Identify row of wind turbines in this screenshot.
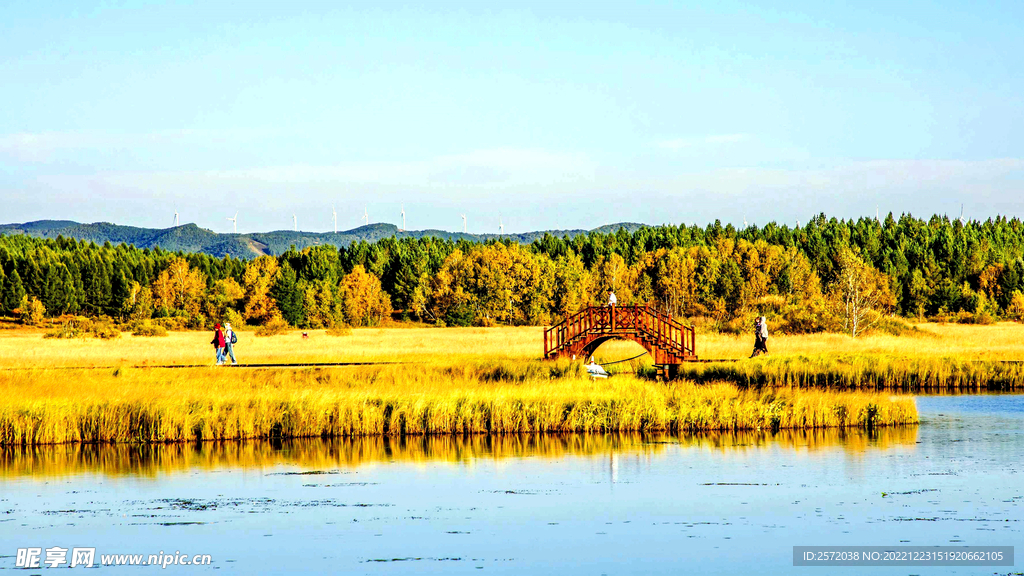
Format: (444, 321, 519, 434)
(172, 207, 507, 235)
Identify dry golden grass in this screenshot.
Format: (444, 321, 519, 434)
(683, 323, 1024, 390)
(0, 362, 916, 445)
(0, 325, 939, 445)
(696, 322, 1024, 361)
(2, 322, 1021, 369)
(0, 325, 542, 368)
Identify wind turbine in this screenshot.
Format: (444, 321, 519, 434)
(743, 216, 748, 228)
(173, 209, 179, 227)
(363, 207, 369, 226)
(461, 214, 467, 234)
(959, 204, 966, 225)
(332, 205, 337, 233)
(226, 212, 238, 234)
(400, 205, 406, 231)
(499, 215, 504, 235)
(293, 214, 297, 232)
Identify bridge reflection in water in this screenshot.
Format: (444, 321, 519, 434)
(1, 427, 918, 479)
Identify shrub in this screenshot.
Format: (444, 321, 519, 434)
(20, 296, 46, 326)
(872, 315, 918, 336)
(255, 316, 289, 337)
(44, 321, 81, 339)
(91, 318, 121, 339)
(224, 309, 245, 330)
(153, 316, 190, 331)
(325, 325, 352, 336)
(43, 316, 120, 339)
(133, 324, 169, 337)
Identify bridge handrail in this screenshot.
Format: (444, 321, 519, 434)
(544, 305, 695, 360)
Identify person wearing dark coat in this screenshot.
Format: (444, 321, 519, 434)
(750, 316, 769, 358)
(211, 324, 227, 365)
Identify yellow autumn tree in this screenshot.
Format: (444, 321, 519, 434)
(338, 265, 392, 327)
(425, 250, 475, 325)
(205, 277, 245, 320)
(656, 247, 697, 317)
(152, 258, 207, 316)
(242, 256, 280, 324)
(301, 280, 338, 329)
(552, 252, 592, 320)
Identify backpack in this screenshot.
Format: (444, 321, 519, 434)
(230, 331, 238, 345)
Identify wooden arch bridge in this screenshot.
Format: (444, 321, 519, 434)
(544, 305, 697, 378)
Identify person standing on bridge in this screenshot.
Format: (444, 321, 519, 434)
(607, 291, 618, 307)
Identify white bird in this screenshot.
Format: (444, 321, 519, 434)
(173, 210, 179, 227)
(363, 207, 369, 226)
(332, 205, 337, 233)
(461, 214, 467, 234)
(293, 214, 297, 232)
(226, 212, 238, 234)
(401, 205, 406, 231)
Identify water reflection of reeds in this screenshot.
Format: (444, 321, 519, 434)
(0, 426, 918, 479)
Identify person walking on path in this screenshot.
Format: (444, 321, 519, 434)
(607, 291, 618, 307)
(211, 323, 226, 365)
(750, 316, 769, 358)
(224, 322, 238, 365)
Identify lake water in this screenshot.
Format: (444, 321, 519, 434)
(2, 395, 1021, 575)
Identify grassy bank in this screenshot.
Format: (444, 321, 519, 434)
(678, 355, 1024, 390)
(0, 362, 917, 445)
(3, 322, 1024, 390)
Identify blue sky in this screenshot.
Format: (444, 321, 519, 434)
(1, 1, 1022, 233)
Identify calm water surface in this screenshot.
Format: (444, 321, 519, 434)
(1, 395, 1021, 575)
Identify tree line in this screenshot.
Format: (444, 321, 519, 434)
(3, 213, 1024, 334)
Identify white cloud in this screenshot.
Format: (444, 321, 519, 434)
(659, 158, 1024, 196)
(0, 129, 278, 163)
(30, 148, 597, 199)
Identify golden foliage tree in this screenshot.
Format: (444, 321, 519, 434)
(206, 277, 245, 320)
(552, 253, 592, 320)
(242, 256, 280, 324)
(301, 280, 338, 329)
(829, 249, 896, 337)
(152, 258, 206, 316)
(338, 265, 393, 327)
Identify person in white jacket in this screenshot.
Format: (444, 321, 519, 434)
(750, 316, 769, 357)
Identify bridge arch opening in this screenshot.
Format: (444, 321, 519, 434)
(585, 337, 653, 373)
(583, 337, 651, 363)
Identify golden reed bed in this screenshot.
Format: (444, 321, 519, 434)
(2, 324, 980, 445)
(0, 361, 916, 445)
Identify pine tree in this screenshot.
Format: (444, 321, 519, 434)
(269, 262, 304, 326)
(2, 269, 26, 314)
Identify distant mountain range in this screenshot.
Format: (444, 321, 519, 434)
(0, 220, 648, 259)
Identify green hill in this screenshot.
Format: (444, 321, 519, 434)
(0, 220, 647, 258)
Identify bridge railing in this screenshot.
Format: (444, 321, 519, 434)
(543, 305, 696, 361)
